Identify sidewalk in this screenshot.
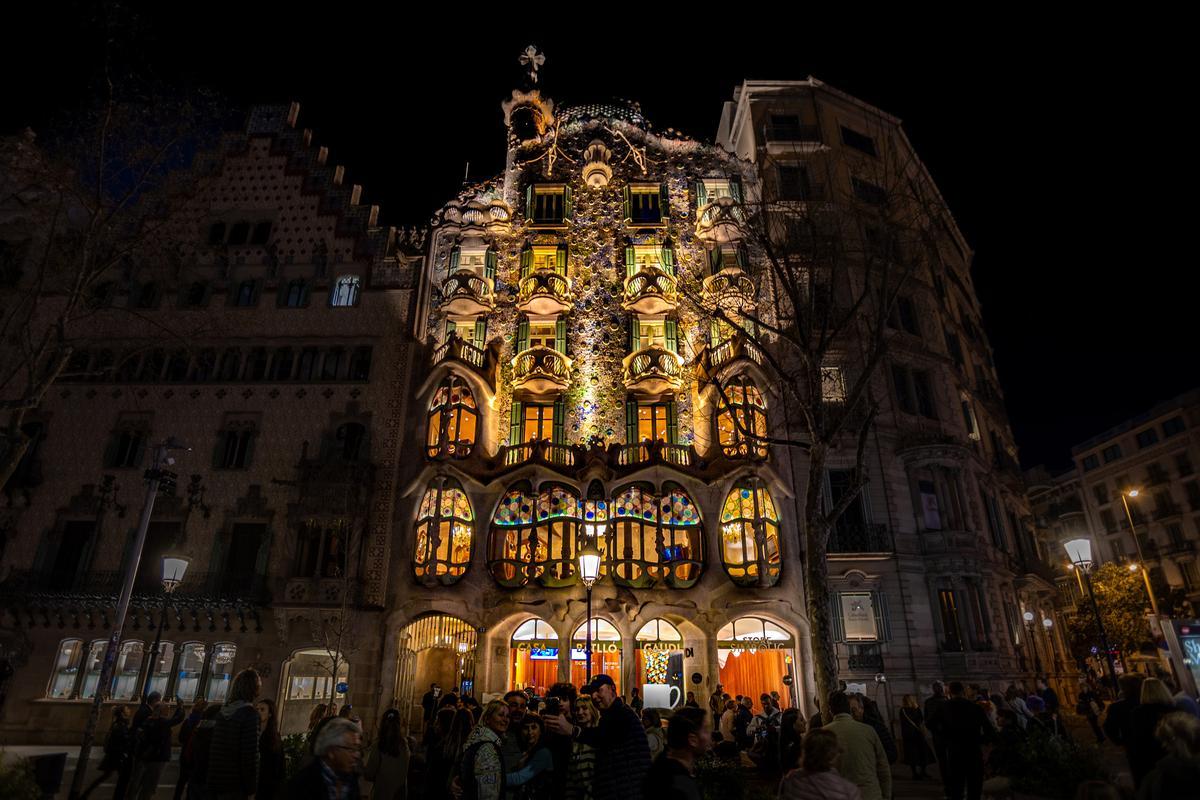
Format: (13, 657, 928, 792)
(0, 745, 181, 799)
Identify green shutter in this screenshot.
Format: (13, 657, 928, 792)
(552, 399, 565, 444)
(659, 183, 670, 221)
(445, 320, 457, 339)
(473, 319, 487, 348)
(554, 319, 566, 353)
(622, 186, 632, 222)
(629, 317, 640, 351)
(830, 593, 846, 643)
(509, 401, 523, 445)
(520, 244, 533, 279)
(660, 240, 675, 276)
(625, 399, 638, 444)
(555, 243, 567, 275)
(665, 320, 678, 354)
(484, 248, 497, 282)
(711, 247, 723, 273)
(449, 245, 461, 272)
(730, 178, 744, 205)
(625, 244, 637, 279)
(516, 319, 529, 352)
(694, 180, 707, 209)
(666, 401, 678, 445)
(710, 320, 721, 347)
(525, 185, 533, 219)
(563, 186, 573, 221)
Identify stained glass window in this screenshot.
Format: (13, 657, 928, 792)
(413, 478, 474, 584)
(426, 376, 477, 458)
(716, 376, 768, 458)
(610, 483, 703, 589)
(489, 483, 581, 588)
(720, 479, 781, 587)
(329, 275, 361, 307)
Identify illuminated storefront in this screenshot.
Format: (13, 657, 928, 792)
(279, 648, 350, 735)
(717, 617, 797, 711)
(570, 619, 621, 693)
(634, 619, 684, 708)
(509, 618, 559, 693)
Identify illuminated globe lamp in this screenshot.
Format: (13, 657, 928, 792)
(1064, 538, 1120, 694)
(578, 539, 602, 682)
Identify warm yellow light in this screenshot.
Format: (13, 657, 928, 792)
(1128, 563, 1140, 572)
(1127, 489, 1139, 498)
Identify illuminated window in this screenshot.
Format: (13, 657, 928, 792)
(426, 376, 477, 458)
(531, 246, 559, 273)
(716, 377, 768, 459)
(205, 643, 237, 702)
(413, 478, 474, 584)
(79, 641, 106, 699)
(720, 479, 782, 587)
(329, 275, 361, 307)
(611, 483, 703, 589)
(522, 404, 555, 443)
(489, 483, 581, 588)
(637, 319, 667, 350)
(624, 184, 667, 225)
(528, 321, 557, 350)
(145, 642, 176, 698)
(570, 618, 622, 692)
(175, 643, 206, 702)
(47, 639, 84, 699)
(111, 641, 145, 700)
(638, 404, 671, 443)
(510, 618, 559, 692)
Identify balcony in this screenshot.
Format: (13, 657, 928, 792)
(1162, 540, 1196, 557)
(622, 345, 683, 400)
(621, 267, 678, 315)
(827, 523, 893, 555)
(612, 440, 696, 469)
(846, 643, 884, 672)
(696, 330, 762, 382)
(516, 270, 573, 316)
(432, 333, 492, 383)
(439, 270, 495, 316)
(512, 346, 572, 399)
(701, 270, 756, 314)
(695, 197, 744, 243)
(1153, 502, 1183, 521)
(498, 440, 580, 469)
(762, 125, 824, 156)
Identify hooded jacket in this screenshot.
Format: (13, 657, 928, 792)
(206, 700, 260, 796)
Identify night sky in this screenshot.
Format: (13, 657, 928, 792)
(6, 8, 1191, 472)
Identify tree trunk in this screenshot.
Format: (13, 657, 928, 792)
(803, 445, 839, 719)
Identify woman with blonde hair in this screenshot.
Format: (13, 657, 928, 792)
(565, 695, 599, 800)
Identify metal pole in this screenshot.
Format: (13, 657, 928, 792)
(139, 595, 168, 702)
(1082, 567, 1121, 696)
(1027, 622, 1042, 674)
(585, 584, 593, 682)
(68, 442, 167, 800)
(1120, 493, 1162, 618)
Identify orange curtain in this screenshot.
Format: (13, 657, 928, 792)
(511, 650, 558, 693)
(570, 652, 621, 694)
(718, 650, 788, 713)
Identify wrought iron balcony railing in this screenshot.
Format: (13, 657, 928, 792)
(621, 267, 678, 315)
(762, 124, 823, 144)
(433, 333, 488, 372)
(499, 440, 579, 468)
(439, 269, 495, 316)
(622, 345, 683, 398)
(516, 270, 572, 316)
(847, 643, 884, 672)
(827, 523, 894, 555)
(612, 440, 696, 468)
(511, 346, 572, 398)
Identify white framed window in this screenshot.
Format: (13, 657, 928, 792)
(329, 275, 361, 308)
(111, 641, 145, 701)
(175, 643, 206, 702)
(205, 643, 237, 702)
(48, 639, 84, 699)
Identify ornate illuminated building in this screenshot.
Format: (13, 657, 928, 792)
(0, 52, 1069, 745)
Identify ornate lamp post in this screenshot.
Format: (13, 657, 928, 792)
(578, 540, 601, 681)
(1042, 616, 1055, 673)
(1064, 538, 1120, 695)
(1120, 489, 1163, 620)
(1022, 611, 1043, 673)
(141, 556, 189, 701)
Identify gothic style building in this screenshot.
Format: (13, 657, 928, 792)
(0, 55, 1067, 743)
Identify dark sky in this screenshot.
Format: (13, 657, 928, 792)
(6, 8, 1192, 472)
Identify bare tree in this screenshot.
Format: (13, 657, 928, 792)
(684, 119, 961, 708)
(307, 518, 366, 717)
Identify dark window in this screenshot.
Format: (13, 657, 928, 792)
(1176, 453, 1193, 477)
(246, 348, 269, 381)
(851, 177, 888, 206)
(777, 166, 812, 201)
(234, 280, 257, 307)
(48, 521, 95, 590)
(1167, 523, 1185, 545)
(1082, 454, 1100, 472)
(321, 348, 344, 381)
(628, 187, 662, 224)
(531, 190, 564, 224)
(296, 348, 319, 381)
(945, 331, 964, 367)
(227, 221, 250, 246)
(1102, 444, 1122, 463)
(828, 469, 868, 541)
(184, 281, 208, 308)
(217, 349, 241, 382)
(207, 222, 226, 245)
(88, 282, 115, 308)
(4, 421, 45, 490)
(1136, 428, 1160, 449)
(892, 364, 916, 415)
(270, 348, 294, 381)
(982, 492, 1006, 551)
(770, 113, 801, 130)
(91, 350, 114, 382)
(284, 280, 308, 308)
(889, 297, 920, 336)
(336, 423, 366, 461)
(1148, 463, 1169, 485)
(1099, 509, 1117, 533)
(1163, 416, 1186, 438)
(1184, 481, 1200, 509)
(249, 221, 272, 245)
(840, 126, 877, 157)
(220, 523, 266, 591)
(165, 351, 189, 382)
(189, 349, 215, 382)
(133, 282, 158, 309)
(133, 522, 181, 593)
(1092, 483, 1109, 505)
(139, 350, 165, 382)
(349, 347, 372, 381)
(913, 370, 937, 419)
(65, 350, 91, 381)
(216, 429, 254, 469)
(107, 428, 146, 469)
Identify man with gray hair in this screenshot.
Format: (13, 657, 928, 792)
(287, 716, 363, 800)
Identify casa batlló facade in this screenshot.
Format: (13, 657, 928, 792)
(0, 55, 1070, 743)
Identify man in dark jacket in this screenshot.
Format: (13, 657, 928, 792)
(173, 699, 208, 800)
(940, 681, 995, 800)
(286, 717, 363, 800)
(1103, 673, 1145, 749)
(924, 682, 949, 794)
(207, 668, 261, 800)
(545, 674, 651, 800)
(1036, 678, 1060, 713)
(644, 707, 709, 800)
(131, 698, 185, 800)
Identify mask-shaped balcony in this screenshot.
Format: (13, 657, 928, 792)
(622, 345, 683, 400)
(621, 266, 678, 315)
(440, 270, 495, 317)
(695, 197, 744, 244)
(696, 329, 763, 382)
(511, 346, 572, 399)
(701, 270, 756, 314)
(516, 270, 573, 316)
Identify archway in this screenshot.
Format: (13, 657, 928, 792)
(394, 614, 478, 733)
(509, 618, 559, 693)
(278, 648, 350, 735)
(635, 619, 685, 709)
(716, 616, 799, 711)
(569, 619, 621, 693)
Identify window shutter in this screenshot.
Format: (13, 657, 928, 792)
(829, 593, 846, 643)
(563, 186, 573, 221)
(555, 243, 568, 275)
(711, 247, 723, 273)
(449, 245, 461, 272)
(516, 319, 530, 352)
(552, 398, 565, 444)
(554, 318, 566, 354)
(509, 401, 523, 446)
(473, 319, 487, 348)
(445, 320, 457, 339)
(525, 185, 533, 219)
(710, 320, 721, 347)
(694, 180, 707, 209)
(484, 248, 497, 282)
(254, 527, 272, 580)
(520, 244, 533, 279)
(622, 186, 632, 222)
(660, 240, 675, 276)
(658, 183, 670, 221)
(665, 320, 678, 354)
(629, 317, 640, 351)
(873, 591, 892, 642)
(625, 244, 637, 279)
(625, 399, 638, 444)
(730, 178, 744, 205)
(666, 401, 678, 445)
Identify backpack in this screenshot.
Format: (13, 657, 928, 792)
(458, 739, 505, 800)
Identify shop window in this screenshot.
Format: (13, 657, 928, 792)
(635, 619, 684, 699)
(570, 619, 622, 692)
(205, 643, 237, 702)
(47, 639, 84, 699)
(488, 483, 581, 588)
(719, 479, 782, 587)
(413, 478, 474, 584)
(330, 275, 361, 307)
(610, 483, 703, 589)
(426, 376, 477, 458)
(716, 376, 768, 458)
(175, 643, 207, 702)
(145, 642, 176, 698)
(79, 640, 107, 699)
(716, 617, 797, 711)
(510, 618, 559, 693)
(111, 641, 145, 700)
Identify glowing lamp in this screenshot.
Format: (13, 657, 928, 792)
(1022, 611, 1034, 623)
(1064, 538, 1093, 570)
(1042, 618, 1053, 629)
(578, 541, 601, 589)
(161, 556, 189, 593)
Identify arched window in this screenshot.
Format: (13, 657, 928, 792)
(330, 275, 361, 307)
(610, 483, 703, 589)
(489, 483, 580, 588)
(284, 279, 308, 308)
(175, 643, 207, 702)
(205, 643, 237, 702)
(510, 618, 558, 692)
(720, 479, 782, 587)
(570, 619, 622, 692)
(413, 478, 474, 584)
(145, 642, 176, 698)
(426, 376, 477, 459)
(716, 376, 768, 458)
(47, 639, 84, 699)
(111, 640, 145, 700)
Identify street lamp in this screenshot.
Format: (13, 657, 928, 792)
(1064, 538, 1120, 695)
(1022, 610, 1043, 673)
(1119, 489, 1162, 619)
(141, 555, 189, 702)
(1041, 617, 1055, 672)
(578, 540, 601, 682)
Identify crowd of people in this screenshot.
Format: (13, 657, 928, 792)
(78, 668, 1200, 800)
